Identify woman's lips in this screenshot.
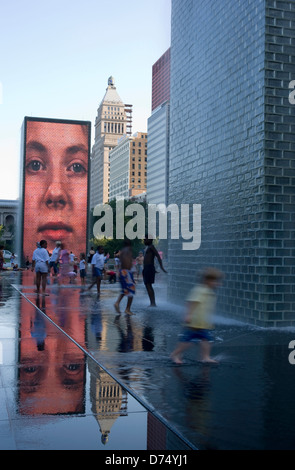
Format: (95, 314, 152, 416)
(38, 223, 73, 241)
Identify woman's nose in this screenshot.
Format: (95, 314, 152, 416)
(44, 181, 68, 209)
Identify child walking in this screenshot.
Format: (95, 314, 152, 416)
(171, 267, 223, 364)
(79, 253, 86, 287)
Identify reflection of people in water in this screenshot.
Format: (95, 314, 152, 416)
(114, 315, 134, 353)
(172, 365, 213, 450)
(142, 326, 154, 351)
(23, 119, 89, 261)
(90, 299, 103, 342)
(32, 295, 47, 351)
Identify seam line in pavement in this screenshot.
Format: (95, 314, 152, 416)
(12, 284, 197, 450)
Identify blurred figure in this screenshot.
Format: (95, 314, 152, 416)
(114, 250, 120, 279)
(88, 246, 105, 295)
(49, 241, 61, 276)
(135, 250, 144, 281)
(59, 243, 70, 284)
(171, 267, 223, 364)
(79, 253, 86, 287)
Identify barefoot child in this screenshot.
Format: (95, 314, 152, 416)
(114, 239, 135, 315)
(79, 253, 86, 287)
(171, 267, 223, 364)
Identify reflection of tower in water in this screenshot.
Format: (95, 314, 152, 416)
(89, 360, 127, 444)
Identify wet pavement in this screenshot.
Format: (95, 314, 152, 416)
(1, 270, 295, 450)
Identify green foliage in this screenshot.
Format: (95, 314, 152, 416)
(0, 225, 4, 242)
(89, 199, 148, 257)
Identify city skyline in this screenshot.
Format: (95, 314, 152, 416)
(0, 0, 171, 200)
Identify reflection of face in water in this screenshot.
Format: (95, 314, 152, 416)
(19, 293, 85, 415)
(23, 120, 89, 259)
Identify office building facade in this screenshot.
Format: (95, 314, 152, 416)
(90, 77, 132, 208)
(109, 132, 147, 201)
(152, 48, 170, 112)
(147, 48, 171, 205)
(147, 102, 170, 205)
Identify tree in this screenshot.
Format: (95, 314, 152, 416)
(89, 199, 148, 257)
(0, 225, 4, 243)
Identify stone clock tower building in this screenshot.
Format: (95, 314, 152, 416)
(90, 77, 132, 207)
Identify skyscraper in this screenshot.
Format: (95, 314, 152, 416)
(147, 48, 171, 205)
(151, 48, 170, 112)
(109, 132, 147, 201)
(90, 77, 132, 208)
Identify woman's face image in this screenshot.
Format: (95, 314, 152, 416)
(23, 120, 89, 259)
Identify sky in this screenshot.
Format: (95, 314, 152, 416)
(0, 0, 171, 200)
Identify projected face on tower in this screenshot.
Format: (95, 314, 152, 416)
(23, 119, 90, 260)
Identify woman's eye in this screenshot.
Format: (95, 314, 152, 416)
(26, 160, 45, 172)
(68, 163, 86, 174)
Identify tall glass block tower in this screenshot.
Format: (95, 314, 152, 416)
(168, 0, 295, 326)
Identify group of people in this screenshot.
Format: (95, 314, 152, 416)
(31, 236, 223, 364)
(114, 235, 167, 315)
(0, 247, 18, 271)
(112, 237, 223, 363)
(30, 235, 168, 306)
(31, 240, 88, 294)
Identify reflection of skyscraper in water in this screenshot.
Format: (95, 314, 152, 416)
(89, 360, 127, 445)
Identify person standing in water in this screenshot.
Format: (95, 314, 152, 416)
(143, 234, 167, 307)
(31, 240, 50, 295)
(114, 239, 136, 315)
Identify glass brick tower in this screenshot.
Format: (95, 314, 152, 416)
(168, 0, 295, 326)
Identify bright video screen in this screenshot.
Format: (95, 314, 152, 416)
(21, 117, 90, 263)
